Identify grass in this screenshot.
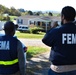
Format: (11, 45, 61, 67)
(9, 16, 17, 21)
(26, 46, 49, 59)
(15, 31, 45, 39)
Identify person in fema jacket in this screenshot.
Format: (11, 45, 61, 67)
(0, 21, 26, 75)
(42, 6, 76, 75)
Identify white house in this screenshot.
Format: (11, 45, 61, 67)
(16, 15, 61, 31)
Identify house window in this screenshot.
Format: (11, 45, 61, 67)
(17, 19, 23, 24)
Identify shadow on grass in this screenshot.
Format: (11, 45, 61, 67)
(26, 52, 33, 60)
(26, 52, 51, 75)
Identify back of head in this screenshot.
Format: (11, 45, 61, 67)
(61, 6, 76, 21)
(4, 21, 15, 36)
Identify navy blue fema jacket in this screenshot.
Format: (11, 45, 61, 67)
(0, 35, 19, 74)
(42, 22, 76, 65)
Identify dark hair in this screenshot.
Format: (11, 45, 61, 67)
(61, 6, 76, 21)
(4, 21, 15, 34)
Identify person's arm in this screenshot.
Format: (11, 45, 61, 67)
(42, 29, 55, 47)
(17, 40, 26, 75)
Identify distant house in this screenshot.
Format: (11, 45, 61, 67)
(16, 15, 61, 31)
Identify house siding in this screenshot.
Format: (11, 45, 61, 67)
(16, 15, 61, 31)
(17, 19, 23, 24)
(23, 19, 29, 25)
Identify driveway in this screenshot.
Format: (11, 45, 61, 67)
(19, 38, 49, 48)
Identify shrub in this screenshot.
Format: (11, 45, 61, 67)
(20, 30, 31, 33)
(0, 15, 10, 21)
(19, 27, 44, 34)
(30, 27, 43, 34)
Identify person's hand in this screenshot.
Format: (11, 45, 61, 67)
(51, 21, 58, 28)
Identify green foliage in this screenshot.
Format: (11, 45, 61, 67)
(0, 4, 60, 17)
(49, 12, 53, 16)
(53, 13, 60, 16)
(29, 27, 43, 34)
(16, 31, 45, 39)
(0, 15, 3, 21)
(9, 16, 17, 21)
(28, 11, 33, 15)
(2, 16, 10, 21)
(18, 8, 25, 12)
(9, 7, 21, 16)
(0, 4, 21, 16)
(26, 46, 48, 59)
(0, 15, 10, 21)
(34, 11, 43, 16)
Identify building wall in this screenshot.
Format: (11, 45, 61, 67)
(23, 19, 29, 25)
(17, 18, 29, 26)
(17, 18, 23, 25)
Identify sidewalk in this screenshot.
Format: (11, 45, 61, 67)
(26, 51, 51, 75)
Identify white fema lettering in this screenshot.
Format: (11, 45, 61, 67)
(62, 33, 76, 44)
(0, 41, 10, 50)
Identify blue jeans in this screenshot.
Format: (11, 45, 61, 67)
(48, 68, 76, 75)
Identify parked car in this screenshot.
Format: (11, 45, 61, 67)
(17, 25, 29, 32)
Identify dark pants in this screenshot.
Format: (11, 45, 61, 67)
(48, 68, 76, 75)
(0, 71, 20, 75)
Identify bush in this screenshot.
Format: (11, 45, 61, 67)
(20, 30, 31, 33)
(19, 27, 44, 34)
(30, 27, 43, 34)
(0, 15, 10, 21)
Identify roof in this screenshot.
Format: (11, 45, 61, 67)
(17, 15, 61, 22)
(17, 15, 40, 19)
(29, 18, 52, 22)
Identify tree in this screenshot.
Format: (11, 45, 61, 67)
(0, 4, 6, 14)
(49, 12, 53, 16)
(28, 11, 33, 15)
(34, 12, 40, 16)
(4, 8, 10, 14)
(18, 8, 25, 12)
(3, 16, 10, 21)
(9, 7, 16, 15)
(9, 7, 21, 16)
(34, 11, 43, 16)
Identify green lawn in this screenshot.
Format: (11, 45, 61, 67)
(15, 31, 48, 59)
(15, 31, 45, 39)
(26, 46, 49, 59)
(9, 16, 17, 21)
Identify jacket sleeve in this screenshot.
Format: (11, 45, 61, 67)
(17, 40, 26, 75)
(42, 29, 55, 47)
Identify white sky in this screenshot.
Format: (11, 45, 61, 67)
(0, 0, 76, 12)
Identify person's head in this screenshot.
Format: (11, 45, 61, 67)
(4, 21, 15, 36)
(61, 6, 76, 25)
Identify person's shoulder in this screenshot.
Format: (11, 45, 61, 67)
(48, 26, 62, 35)
(50, 26, 61, 32)
(12, 37, 21, 44)
(16, 39, 22, 45)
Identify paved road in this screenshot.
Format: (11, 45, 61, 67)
(19, 38, 49, 48)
